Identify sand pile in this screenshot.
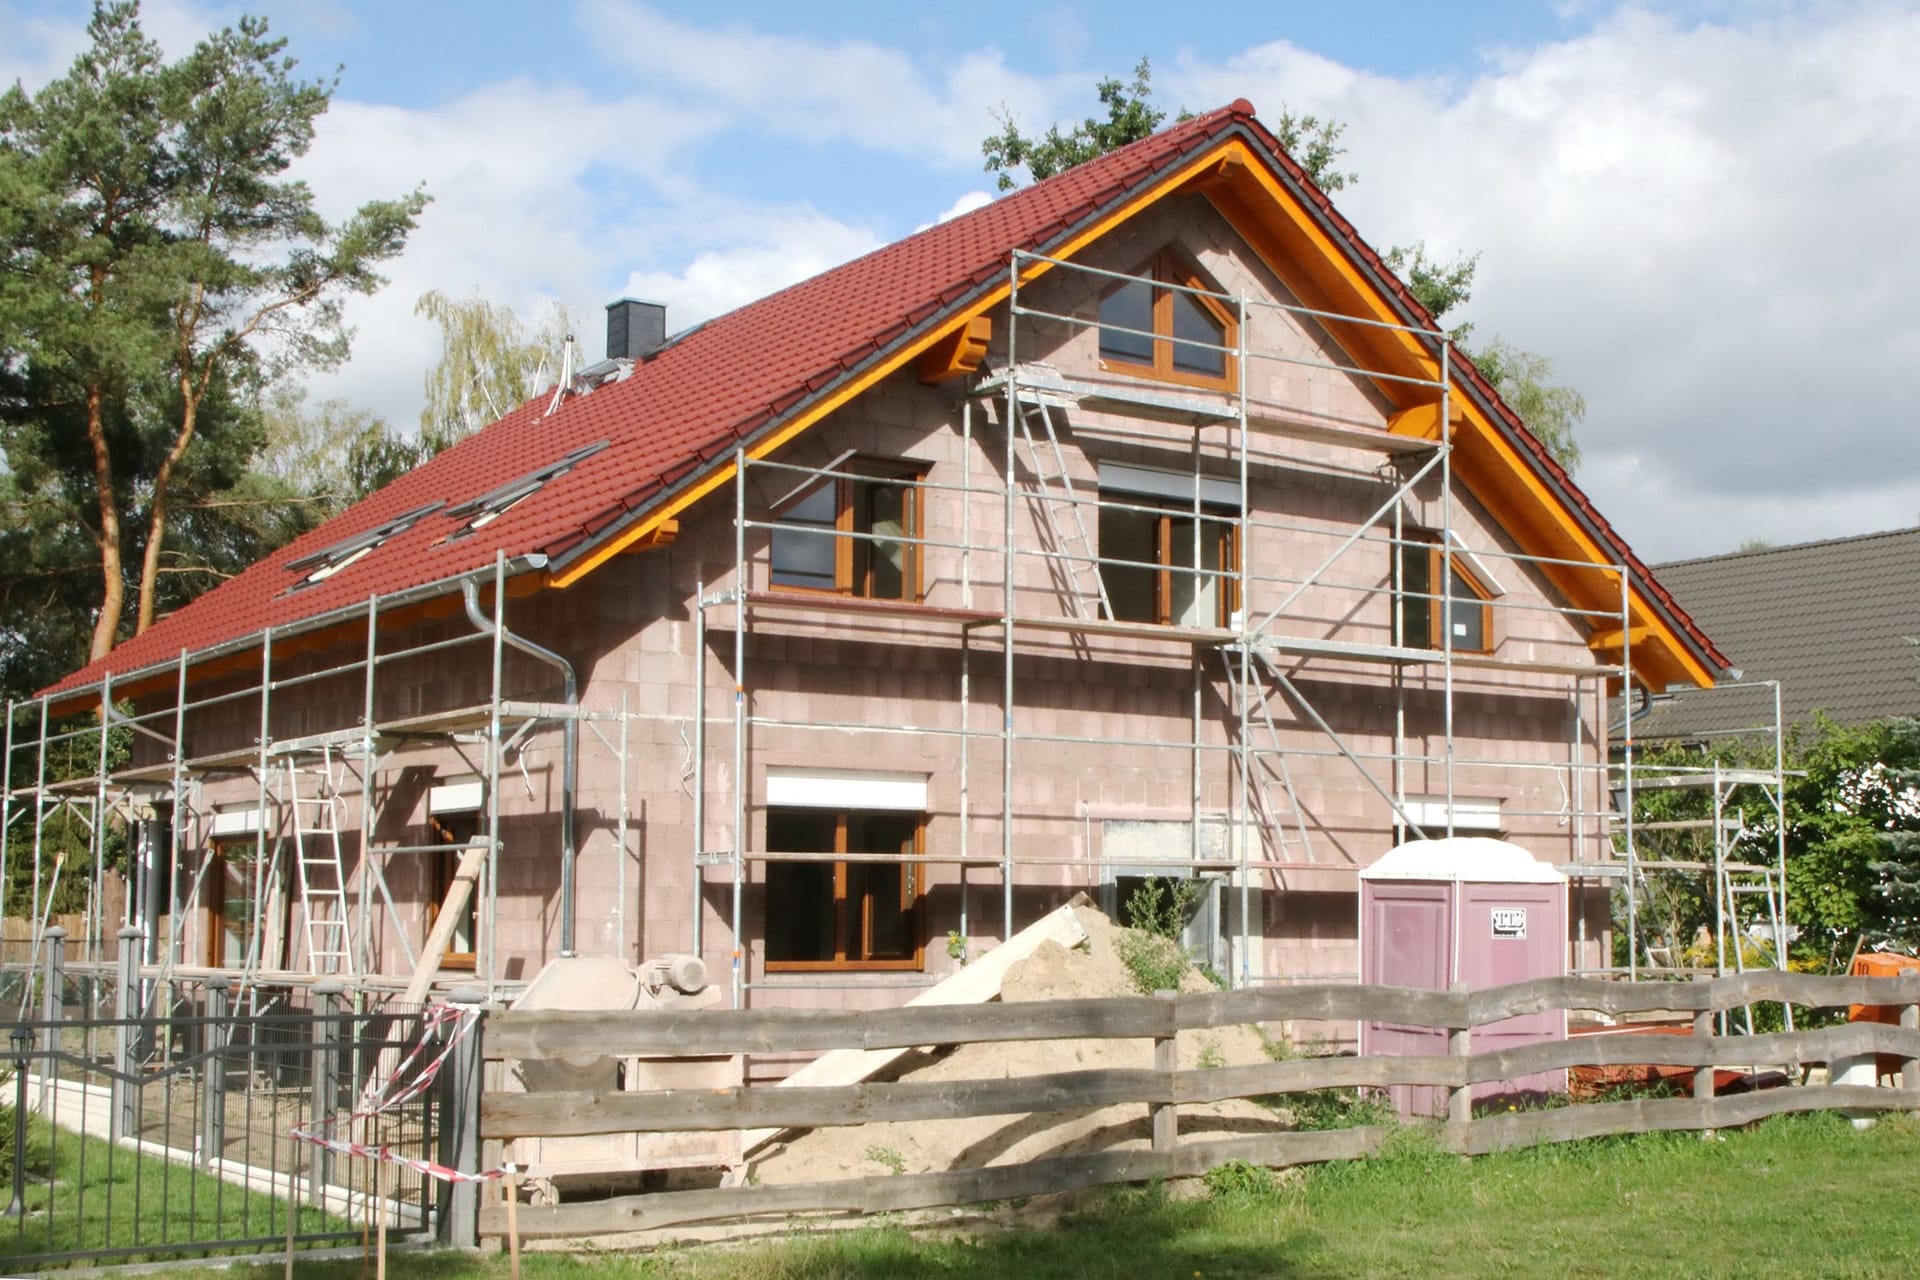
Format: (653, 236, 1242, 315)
(750, 904, 1288, 1184)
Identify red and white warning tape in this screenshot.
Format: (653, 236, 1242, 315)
(291, 1002, 511, 1186)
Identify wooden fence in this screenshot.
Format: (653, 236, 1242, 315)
(477, 971, 1920, 1239)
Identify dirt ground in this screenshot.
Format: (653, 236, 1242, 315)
(749, 903, 1291, 1184)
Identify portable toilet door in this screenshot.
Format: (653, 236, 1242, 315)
(1360, 837, 1569, 1118)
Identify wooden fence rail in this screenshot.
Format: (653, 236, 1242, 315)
(478, 970, 1920, 1239)
(486, 972, 1920, 1060)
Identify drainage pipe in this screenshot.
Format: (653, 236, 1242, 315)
(462, 578, 580, 955)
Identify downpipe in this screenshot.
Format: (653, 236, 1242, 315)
(462, 579, 580, 956)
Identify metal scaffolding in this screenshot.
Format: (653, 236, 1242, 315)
(0, 552, 635, 1007)
(1612, 679, 1792, 1006)
(0, 253, 1781, 1014)
(694, 250, 1649, 1006)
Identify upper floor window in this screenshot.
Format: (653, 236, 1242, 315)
(1397, 533, 1493, 653)
(769, 462, 922, 600)
(1097, 251, 1237, 390)
(1099, 497, 1238, 628)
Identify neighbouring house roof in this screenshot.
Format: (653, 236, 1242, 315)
(43, 99, 1726, 705)
(1635, 526, 1920, 741)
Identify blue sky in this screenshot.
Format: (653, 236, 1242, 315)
(6, 1, 1919, 562)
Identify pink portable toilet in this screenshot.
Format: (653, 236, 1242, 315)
(1359, 837, 1568, 1118)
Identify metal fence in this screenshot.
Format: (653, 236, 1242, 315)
(0, 933, 457, 1270)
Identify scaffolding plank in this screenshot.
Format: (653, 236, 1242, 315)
(1621, 769, 1782, 791)
(978, 366, 1440, 456)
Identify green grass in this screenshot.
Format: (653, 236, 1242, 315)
(168, 1111, 1920, 1279)
(0, 1112, 352, 1268)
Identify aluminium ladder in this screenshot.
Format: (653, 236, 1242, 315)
(1006, 378, 1112, 621)
(1218, 645, 1314, 867)
(286, 751, 353, 976)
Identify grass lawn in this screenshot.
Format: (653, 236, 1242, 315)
(188, 1113, 1920, 1278)
(0, 1111, 354, 1268)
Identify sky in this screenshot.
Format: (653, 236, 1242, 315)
(5, 0, 1919, 563)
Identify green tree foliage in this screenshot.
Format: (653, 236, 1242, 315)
(1471, 338, 1586, 474)
(416, 290, 570, 452)
(258, 382, 426, 515)
(983, 58, 1354, 194)
(1383, 242, 1480, 340)
(1629, 717, 1920, 968)
(977, 60, 1584, 473)
(0, 1, 427, 658)
(982, 59, 1165, 191)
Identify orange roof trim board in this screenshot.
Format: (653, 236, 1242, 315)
(43, 99, 1726, 705)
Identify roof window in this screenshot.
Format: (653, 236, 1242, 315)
(286, 502, 445, 587)
(447, 441, 609, 534)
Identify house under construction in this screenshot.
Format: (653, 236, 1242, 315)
(7, 101, 1759, 1024)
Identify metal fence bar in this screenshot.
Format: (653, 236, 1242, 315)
(0, 984, 441, 1271)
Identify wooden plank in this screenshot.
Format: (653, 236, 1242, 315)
(400, 844, 486, 1008)
(1178, 983, 1468, 1030)
(480, 1125, 1395, 1238)
(487, 972, 1920, 1063)
(484, 1023, 1920, 1138)
(1456, 1084, 1920, 1155)
(483, 1066, 1169, 1138)
(1466, 972, 1920, 1023)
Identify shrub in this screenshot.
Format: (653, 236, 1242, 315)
(1203, 1158, 1280, 1200)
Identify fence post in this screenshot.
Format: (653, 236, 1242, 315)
(1900, 998, 1918, 1114)
(112, 925, 142, 1143)
(1151, 989, 1178, 1156)
(310, 979, 346, 1204)
(1448, 982, 1472, 1139)
(202, 977, 230, 1169)
(440, 986, 485, 1248)
(37, 926, 64, 1111)
(1692, 976, 1717, 1138)
(39, 924, 65, 1032)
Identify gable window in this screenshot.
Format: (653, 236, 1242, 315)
(769, 463, 922, 600)
(1398, 533, 1493, 653)
(1095, 466, 1240, 629)
(764, 808, 923, 971)
(1097, 251, 1237, 390)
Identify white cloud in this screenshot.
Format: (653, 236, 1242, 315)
(618, 210, 885, 330)
(921, 190, 996, 231)
(576, 0, 1063, 168)
(1172, 3, 1920, 559)
(289, 81, 726, 431)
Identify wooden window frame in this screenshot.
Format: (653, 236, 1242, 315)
(1398, 534, 1494, 655)
(763, 809, 924, 973)
(203, 841, 265, 968)
(1099, 497, 1241, 628)
(1097, 250, 1239, 392)
(429, 814, 479, 971)
(768, 464, 925, 602)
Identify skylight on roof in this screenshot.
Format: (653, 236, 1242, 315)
(447, 441, 609, 534)
(286, 502, 446, 587)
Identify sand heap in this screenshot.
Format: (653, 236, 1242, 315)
(750, 903, 1288, 1185)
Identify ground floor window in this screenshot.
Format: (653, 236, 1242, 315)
(430, 814, 479, 970)
(764, 808, 922, 971)
(204, 843, 266, 968)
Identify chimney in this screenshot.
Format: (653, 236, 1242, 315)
(606, 298, 666, 361)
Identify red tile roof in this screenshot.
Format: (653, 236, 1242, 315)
(44, 99, 1724, 697)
